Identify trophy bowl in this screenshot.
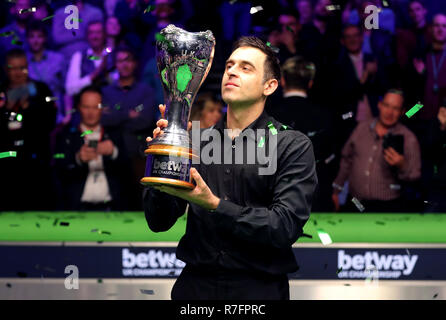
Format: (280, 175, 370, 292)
(140, 25, 215, 189)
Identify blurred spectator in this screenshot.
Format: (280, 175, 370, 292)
(299, 0, 343, 105)
(397, 0, 432, 71)
(413, 13, 446, 121)
(331, 25, 390, 149)
(25, 21, 67, 124)
(424, 100, 446, 212)
(267, 56, 337, 212)
(332, 90, 421, 213)
(344, 0, 396, 34)
(357, 0, 396, 73)
(51, 0, 104, 60)
(271, 10, 302, 63)
(189, 92, 223, 128)
(220, 0, 252, 46)
(101, 45, 157, 210)
(65, 20, 115, 97)
(295, 0, 314, 26)
(105, 16, 122, 51)
(54, 86, 130, 211)
(105, 0, 121, 17)
(0, 48, 57, 210)
(0, 0, 34, 57)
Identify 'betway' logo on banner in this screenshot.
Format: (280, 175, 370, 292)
(122, 248, 185, 277)
(337, 250, 418, 279)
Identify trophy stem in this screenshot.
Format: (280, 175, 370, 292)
(166, 100, 190, 131)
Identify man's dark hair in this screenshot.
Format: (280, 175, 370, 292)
(409, 0, 426, 8)
(75, 85, 102, 108)
(115, 44, 138, 62)
(26, 20, 48, 37)
(282, 56, 316, 91)
(232, 36, 281, 84)
(5, 48, 27, 63)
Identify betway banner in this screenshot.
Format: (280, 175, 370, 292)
(0, 245, 445, 280)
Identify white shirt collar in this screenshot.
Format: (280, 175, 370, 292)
(284, 90, 308, 98)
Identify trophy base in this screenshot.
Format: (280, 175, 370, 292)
(140, 144, 198, 190)
(140, 177, 195, 189)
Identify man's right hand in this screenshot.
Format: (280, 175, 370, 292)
(146, 104, 192, 144)
(78, 144, 98, 163)
(332, 193, 340, 212)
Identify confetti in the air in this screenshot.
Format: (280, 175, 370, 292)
(45, 96, 58, 102)
(88, 55, 101, 61)
(406, 103, 423, 118)
(250, 6, 263, 14)
(382, 0, 389, 7)
(317, 229, 332, 245)
(266, 42, 280, 54)
(41, 15, 55, 22)
(342, 111, 354, 120)
(140, 289, 155, 295)
(326, 5, 341, 11)
(19, 7, 36, 14)
(0, 31, 15, 37)
(352, 197, 365, 212)
(134, 104, 144, 112)
(0, 151, 17, 159)
(16, 114, 23, 122)
(81, 130, 93, 137)
(324, 154, 336, 164)
(258, 136, 265, 148)
(144, 5, 155, 13)
(336, 267, 343, 274)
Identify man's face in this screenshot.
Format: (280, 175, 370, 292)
(342, 26, 363, 54)
(27, 30, 46, 53)
(12, 0, 32, 21)
(296, 0, 313, 22)
(116, 51, 136, 78)
(87, 23, 105, 50)
(314, 0, 330, 17)
(106, 16, 121, 36)
(221, 47, 269, 106)
(378, 93, 404, 127)
(433, 15, 446, 44)
(6, 56, 28, 87)
(279, 14, 300, 35)
(409, 1, 427, 26)
(79, 92, 102, 127)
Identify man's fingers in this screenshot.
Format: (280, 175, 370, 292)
(156, 119, 168, 128)
(187, 121, 192, 131)
(146, 137, 152, 142)
(190, 168, 206, 189)
(159, 104, 166, 118)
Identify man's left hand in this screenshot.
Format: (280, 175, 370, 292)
(153, 168, 220, 211)
(97, 140, 115, 156)
(384, 147, 405, 169)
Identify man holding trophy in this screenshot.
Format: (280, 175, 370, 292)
(143, 25, 317, 300)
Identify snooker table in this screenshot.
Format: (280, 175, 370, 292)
(1, 211, 446, 300)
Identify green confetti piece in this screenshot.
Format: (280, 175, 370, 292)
(53, 153, 65, 159)
(317, 229, 332, 245)
(0, 151, 17, 159)
(258, 136, 265, 148)
(286, 26, 294, 33)
(155, 32, 165, 42)
(266, 41, 271, 47)
(406, 103, 424, 118)
(115, 104, 121, 110)
(176, 64, 192, 93)
(11, 37, 23, 46)
(80, 130, 93, 137)
(88, 55, 100, 61)
(41, 14, 55, 21)
(73, 18, 83, 22)
(336, 267, 343, 274)
(16, 114, 23, 122)
(0, 31, 15, 37)
(144, 5, 154, 13)
(282, 125, 288, 130)
(267, 122, 278, 135)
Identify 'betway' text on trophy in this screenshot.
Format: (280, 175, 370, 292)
(140, 25, 215, 189)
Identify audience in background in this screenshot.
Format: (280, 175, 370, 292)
(54, 86, 130, 211)
(25, 21, 67, 124)
(65, 20, 114, 98)
(0, 0, 445, 213)
(0, 49, 57, 211)
(332, 90, 421, 213)
(101, 45, 157, 210)
(51, 0, 104, 60)
(189, 92, 223, 129)
(266, 56, 336, 212)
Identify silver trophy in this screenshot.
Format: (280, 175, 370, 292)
(141, 25, 215, 189)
